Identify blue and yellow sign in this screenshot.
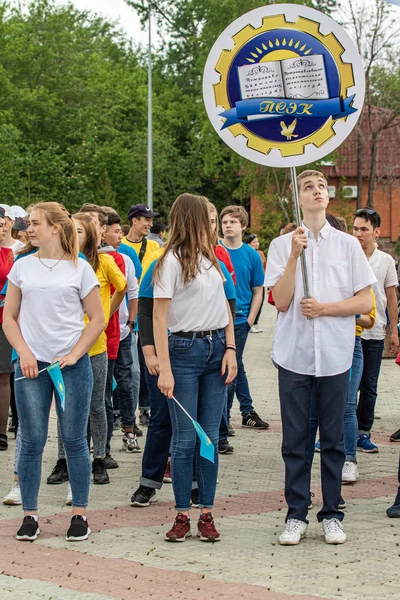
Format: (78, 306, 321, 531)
(203, 5, 365, 167)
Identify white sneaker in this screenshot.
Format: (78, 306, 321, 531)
(279, 519, 307, 545)
(250, 324, 263, 333)
(322, 518, 346, 544)
(342, 461, 359, 483)
(66, 484, 72, 506)
(122, 433, 141, 453)
(3, 481, 22, 505)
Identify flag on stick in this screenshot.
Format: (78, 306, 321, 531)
(15, 361, 66, 411)
(46, 361, 66, 411)
(171, 396, 215, 463)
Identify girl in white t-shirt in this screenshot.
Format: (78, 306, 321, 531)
(153, 193, 237, 542)
(3, 202, 105, 543)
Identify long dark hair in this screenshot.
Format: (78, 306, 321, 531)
(153, 194, 223, 285)
(72, 213, 100, 272)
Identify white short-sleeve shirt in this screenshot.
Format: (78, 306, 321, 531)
(8, 255, 99, 363)
(153, 252, 229, 333)
(361, 248, 398, 341)
(265, 222, 377, 377)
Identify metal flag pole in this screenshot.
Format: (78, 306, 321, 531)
(147, 1, 153, 210)
(289, 166, 310, 298)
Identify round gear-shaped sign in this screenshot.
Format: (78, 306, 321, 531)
(203, 4, 365, 167)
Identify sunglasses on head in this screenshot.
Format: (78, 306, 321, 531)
(355, 208, 377, 216)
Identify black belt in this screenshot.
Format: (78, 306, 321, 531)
(172, 329, 222, 339)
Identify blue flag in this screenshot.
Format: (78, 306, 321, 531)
(47, 361, 66, 411)
(171, 396, 215, 463)
(192, 420, 215, 464)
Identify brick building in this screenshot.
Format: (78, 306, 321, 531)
(250, 106, 400, 252)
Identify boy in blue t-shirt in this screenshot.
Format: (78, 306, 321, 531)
(219, 205, 269, 435)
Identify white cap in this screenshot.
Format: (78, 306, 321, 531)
(0, 204, 15, 220)
(11, 205, 28, 219)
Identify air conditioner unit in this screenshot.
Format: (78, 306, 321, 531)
(328, 186, 336, 199)
(342, 185, 358, 198)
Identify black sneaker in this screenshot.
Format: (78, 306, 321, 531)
(103, 454, 119, 469)
(16, 516, 40, 541)
(390, 428, 400, 442)
(0, 433, 8, 450)
(139, 410, 150, 426)
(47, 458, 69, 484)
(131, 485, 158, 507)
(66, 515, 91, 541)
(218, 439, 234, 454)
(191, 488, 199, 508)
(132, 422, 143, 437)
(339, 496, 346, 509)
(242, 410, 269, 429)
(92, 458, 110, 484)
(387, 488, 400, 518)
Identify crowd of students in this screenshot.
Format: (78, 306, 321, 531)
(0, 171, 399, 545)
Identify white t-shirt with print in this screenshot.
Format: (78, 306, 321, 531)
(361, 248, 398, 341)
(8, 255, 99, 363)
(153, 252, 229, 333)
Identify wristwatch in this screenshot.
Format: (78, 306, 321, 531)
(127, 320, 136, 328)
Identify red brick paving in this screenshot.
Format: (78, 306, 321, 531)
(0, 477, 397, 539)
(0, 542, 329, 600)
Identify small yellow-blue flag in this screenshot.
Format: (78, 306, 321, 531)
(192, 420, 215, 463)
(47, 361, 66, 412)
(171, 396, 215, 463)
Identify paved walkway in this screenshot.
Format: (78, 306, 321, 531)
(0, 304, 399, 600)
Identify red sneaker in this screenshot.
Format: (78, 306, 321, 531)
(197, 513, 221, 542)
(165, 513, 191, 542)
(163, 461, 172, 483)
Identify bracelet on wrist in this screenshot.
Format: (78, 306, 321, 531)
(225, 346, 236, 352)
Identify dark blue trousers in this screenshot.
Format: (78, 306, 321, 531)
(278, 366, 349, 523)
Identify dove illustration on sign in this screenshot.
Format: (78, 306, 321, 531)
(280, 118, 298, 140)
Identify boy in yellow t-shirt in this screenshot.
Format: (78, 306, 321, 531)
(121, 204, 160, 270)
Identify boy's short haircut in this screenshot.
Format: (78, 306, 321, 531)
(354, 208, 381, 229)
(150, 221, 166, 235)
(106, 212, 121, 227)
(220, 205, 249, 229)
(79, 203, 108, 227)
(295, 169, 328, 190)
(101, 206, 118, 216)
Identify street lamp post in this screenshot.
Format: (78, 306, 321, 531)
(147, 1, 153, 209)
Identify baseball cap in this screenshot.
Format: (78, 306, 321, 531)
(0, 204, 15, 220)
(11, 205, 28, 219)
(128, 204, 160, 222)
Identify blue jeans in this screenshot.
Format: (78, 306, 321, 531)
(168, 331, 226, 511)
(114, 333, 135, 427)
(357, 338, 384, 434)
(15, 355, 93, 510)
(279, 366, 348, 523)
(105, 358, 115, 455)
(307, 337, 363, 465)
(140, 371, 172, 489)
(345, 337, 363, 460)
(131, 332, 140, 414)
(227, 321, 253, 418)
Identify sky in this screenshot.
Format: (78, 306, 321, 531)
(55, 0, 148, 44)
